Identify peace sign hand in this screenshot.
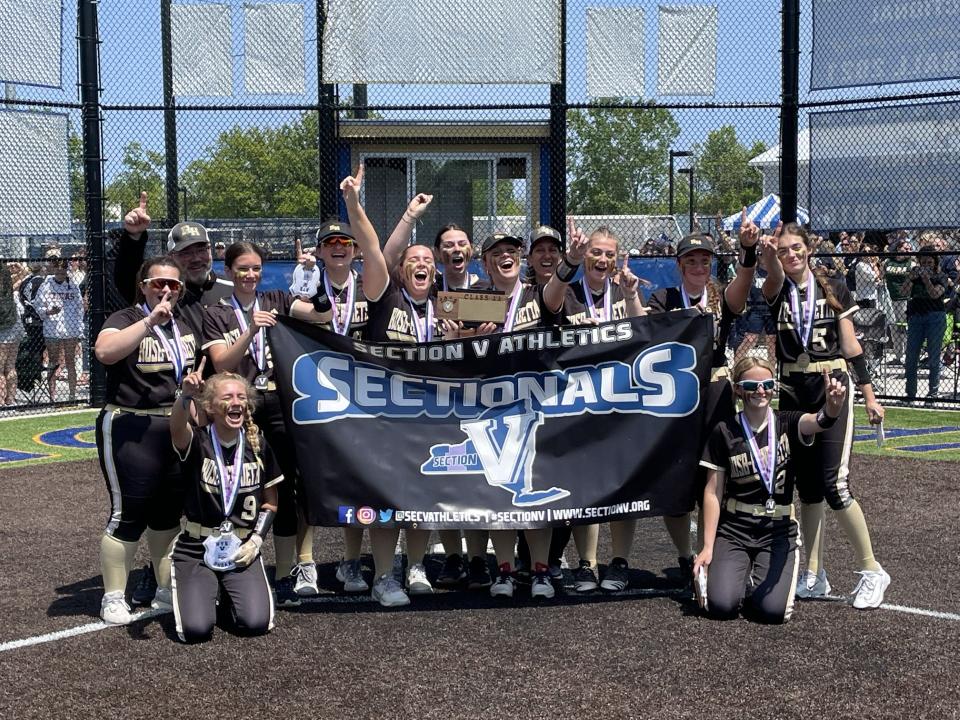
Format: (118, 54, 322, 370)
(739, 207, 760, 248)
(566, 217, 590, 264)
(123, 192, 151, 237)
(181, 356, 206, 398)
(340, 164, 364, 205)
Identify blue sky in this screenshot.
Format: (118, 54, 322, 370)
(4, 0, 957, 189)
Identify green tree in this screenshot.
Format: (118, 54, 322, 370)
(693, 125, 765, 216)
(104, 141, 167, 221)
(182, 113, 319, 218)
(567, 101, 681, 214)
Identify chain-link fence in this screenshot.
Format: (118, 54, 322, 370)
(1, 0, 960, 414)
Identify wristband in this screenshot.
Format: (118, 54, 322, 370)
(848, 353, 872, 386)
(738, 245, 757, 268)
(253, 508, 275, 538)
(555, 256, 580, 283)
(815, 408, 838, 429)
(311, 291, 332, 314)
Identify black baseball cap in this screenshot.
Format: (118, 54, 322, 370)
(316, 221, 355, 244)
(529, 225, 564, 252)
(481, 233, 523, 254)
(676, 233, 716, 258)
(167, 222, 210, 253)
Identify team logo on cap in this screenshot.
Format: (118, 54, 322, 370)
(180, 225, 202, 237)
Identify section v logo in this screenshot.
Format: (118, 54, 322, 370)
(420, 398, 568, 507)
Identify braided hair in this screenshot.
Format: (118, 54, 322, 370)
(198, 372, 262, 456)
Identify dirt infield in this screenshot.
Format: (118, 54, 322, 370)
(1, 454, 958, 720)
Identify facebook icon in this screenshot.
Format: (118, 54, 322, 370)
(338, 506, 355, 524)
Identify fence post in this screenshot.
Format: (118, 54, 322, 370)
(316, 0, 338, 221)
(160, 0, 179, 225)
(779, 0, 800, 224)
(548, 0, 567, 233)
(78, 0, 106, 406)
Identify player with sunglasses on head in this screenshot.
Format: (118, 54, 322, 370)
(695, 357, 846, 622)
(93, 257, 197, 624)
(202, 242, 332, 607)
(763, 223, 889, 609)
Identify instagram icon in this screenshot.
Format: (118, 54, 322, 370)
(356, 506, 377, 525)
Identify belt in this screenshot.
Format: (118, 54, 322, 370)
(780, 358, 847, 376)
(103, 403, 173, 417)
(184, 521, 252, 540)
(710, 366, 730, 382)
(725, 498, 795, 519)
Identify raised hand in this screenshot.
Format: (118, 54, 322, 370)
(339, 164, 364, 205)
(739, 207, 760, 247)
(617, 252, 640, 299)
(759, 222, 784, 272)
(566, 216, 590, 264)
(181, 356, 206, 398)
(123, 192, 151, 237)
(146, 290, 174, 327)
(406, 193, 434, 220)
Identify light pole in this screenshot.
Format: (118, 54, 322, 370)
(678, 166, 695, 234)
(669, 149, 692, 217)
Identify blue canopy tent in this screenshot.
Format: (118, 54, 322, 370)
(722, 194, 810, 232)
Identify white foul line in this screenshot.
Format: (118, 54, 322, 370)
(2, 594, 958, 654)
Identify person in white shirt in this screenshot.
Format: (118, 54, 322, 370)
(36, 252, 85, 401)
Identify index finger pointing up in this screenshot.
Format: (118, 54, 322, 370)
(356, 163, 364, 186)
(139, 191, 148, 211)
(197, 355, 207, 374)
(773, 221, 784, 238)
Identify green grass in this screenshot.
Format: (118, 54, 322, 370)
(1, 405, 960, 468)
(851, 404, 960, 461)
(0, 410, 98, 467)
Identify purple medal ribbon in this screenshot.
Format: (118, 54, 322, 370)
(139, 303, 186, 384)
(229, 295, 266, 372)
(787, 276, 817, 350)
(400, 289, 434, 342)
(324, 270, 356, 337)
(503, 281, 525, 332)
(738, 409, 777, 498)
(209, 425, 246, 520)
(582, 277, 612, 322)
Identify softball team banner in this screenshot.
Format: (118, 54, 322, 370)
(269, 312, 713, 529)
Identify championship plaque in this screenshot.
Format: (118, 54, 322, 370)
(436, 290, 507, 324)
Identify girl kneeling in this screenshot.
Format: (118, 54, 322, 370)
(693, 357, 845, 623)
(169, 361, 281, 642)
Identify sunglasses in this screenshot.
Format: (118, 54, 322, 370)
(142, 277, 183, 292)
(322, 236, 354, 248)
(736, 379, 777, 392)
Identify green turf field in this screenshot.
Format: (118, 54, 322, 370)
(0, 406, 959, 467)
(0, 410, 98, 467)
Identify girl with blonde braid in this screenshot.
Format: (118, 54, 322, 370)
(169, 364, 282, 643)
